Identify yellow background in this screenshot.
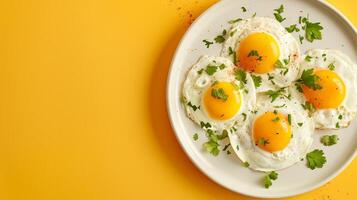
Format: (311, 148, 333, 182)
(0, 0, 356, 199)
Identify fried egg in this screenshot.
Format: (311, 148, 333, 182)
(228, 92, 314, 171)
(291, 49, 357, 129)
(182, 55, 256, 131)
(222, 17, 300, 92)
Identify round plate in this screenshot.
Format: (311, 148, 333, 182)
(166, 0, 357, 198)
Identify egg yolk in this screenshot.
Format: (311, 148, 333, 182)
(302, 69, 346, 109)
(252, 112, 292, 152)
(203, 82, 241, 120)
(237, 32, 280, 74)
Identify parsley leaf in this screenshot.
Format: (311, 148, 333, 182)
(306, 149, 326, 170)
(187, 101, 199, 111)
(241, 6, 247, 12)
(265, 88, 285, 102)
(214, 30, 227, 44)
(321, 135, 338, 146)
(205, 65, 218, 75)
(228, 18, 242, 24)
(202, 39, 213, 48)
(234, 68, 247, 85)
(298, 122, 303, 127)
(328, 63, 335, 71)
(211, 88, 228, 101)
(304, 20, 323, 42)
(297, 69, 322, 90)
(251, 75, 262, 88)
(301, 101, 316, 114)
(200, 121, 211, 129)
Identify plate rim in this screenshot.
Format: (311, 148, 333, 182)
(166, 0, 357, 198)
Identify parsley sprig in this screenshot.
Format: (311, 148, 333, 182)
(306, 149, 326, 170)
(296, 69, 322, 90)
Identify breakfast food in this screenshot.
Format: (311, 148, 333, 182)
(182, 55, 256, 131)
(178, 4, 357, 189)
(228, 92, 314, 171)
(222, 17, 300, 92)
(291, 49, 357, 129)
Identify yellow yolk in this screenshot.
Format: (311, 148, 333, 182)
(203, 82, 241, 120)
(237, 32, 280, 74)
(302, 69, 346, 109)
(253, 112, 292, 152)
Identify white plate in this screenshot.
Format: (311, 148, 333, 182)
(166, 0, 357, 198)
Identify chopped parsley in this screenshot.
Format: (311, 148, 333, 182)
(242, 113, 247, 121)
(264, 171, 278, 189)
(285, 24, 300, 33)
(297, 69, 322, 90)
(219, 64, 226, 69)
(202, 39, 213, 48)
(234, 68, 247, 86)
(301, 101, 316, 114)
(251, 75, 262, 88)
(197, 68, 204, 75)
(338, 114, 343, 120)
(193, 133, 198, 141)
(236, 145, 239, 151)
(200, 121, 212, 129)
(228, 18, 242, 24)
(272, 117, 280, 122)
(211, 88, 228, 101)
(228, 47, 237, 64)
(205, 65, 218, 75)
(306, 149, 326, 170)
(273, 5, 285, 22)
(299, 35, 304, 44)
(222, 143, 231, 151)
(288, 114, 291, 125)
(321, 135, 338, 146)
(214, 29, 227, 44)
(241, 6, 247, 12)
(258, 138, 270, 146)
(243, 161, 250, 167)
(305, 55, 312, 62)
(336, 122, 340, 128)
(328, 63, 335, 71)
(265, 88, 286, 102)
(230, 30, 237, 37)
(298, 122, 303, 127)
(248, 50, 262, 61)
(187, 101, 199, 111)
(274, 60, 285, 68)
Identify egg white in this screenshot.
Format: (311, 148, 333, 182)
(182, 55, 256, 131)
(228, 92, 314, 171)
(222, 17, 300, 92)
(291, 49, 357, 129)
